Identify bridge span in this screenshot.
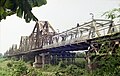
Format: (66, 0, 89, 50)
(5, 19, 120, 68)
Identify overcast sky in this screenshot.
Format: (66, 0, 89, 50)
(0, 0, 120, 54)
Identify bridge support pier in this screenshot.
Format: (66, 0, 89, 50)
(33, 55, 42, 68)
(33, 53, 50, 68)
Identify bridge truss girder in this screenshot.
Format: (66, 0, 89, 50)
(5, 19, 120, 58)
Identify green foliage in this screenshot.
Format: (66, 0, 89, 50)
(92, 56, 120, 76)
(65, 64, 82, 76)
(27, 68, 42, 76)
(54, 64, 84, 76)
(74, 59, 86, 69)
(8, 60, 28, 76)
(102, 8, 120, 20)
(11, 57, 18, 61)
(7, 62, 13, 67)
(0, 0, 47, 22)
(76, 52, 85, 58)
(1, 39, 120, 76)
(58, 61, 66, 69)
(43, 64, 50, 70)
(27, 60, 34, 66)
(90, 41, 120, 76)
(0, 58, 43, 76)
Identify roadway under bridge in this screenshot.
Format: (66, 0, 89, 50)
(5, 19, 120, 68)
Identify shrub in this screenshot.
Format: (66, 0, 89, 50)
(65, 64, 82, 76)
(7, 62, 13, 68)
(43, 64, 50, 70)
(11, 60, 28, 76)
(58, 61, 66, 69)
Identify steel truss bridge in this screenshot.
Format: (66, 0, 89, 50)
(5, 19, 120, 68)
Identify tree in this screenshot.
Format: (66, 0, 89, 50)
(102, 7, 120, 20)
(0, 0, 47, 22)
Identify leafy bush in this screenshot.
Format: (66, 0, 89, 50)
(9, 60, 28, 76)
(65, 64, 83, 76)
(4, 60, 43, 76)
(58, 61, 66, 69)
(43, 64, 50, 70)
(7, 62, 13, 67)
(27, 68, 42, 76)
(90, 42, 120, 76)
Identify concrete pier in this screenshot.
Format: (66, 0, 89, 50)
(33, 53, 50, 68)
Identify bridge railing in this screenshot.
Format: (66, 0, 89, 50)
(43, 19, 120, 49)
(51, 19, 112, 43)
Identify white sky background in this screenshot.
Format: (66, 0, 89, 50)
(0, 0, 120, 54)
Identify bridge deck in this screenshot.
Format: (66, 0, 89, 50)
(8, 32, 120, 57)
